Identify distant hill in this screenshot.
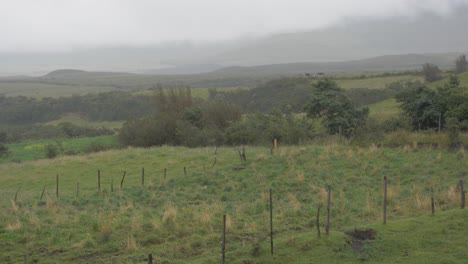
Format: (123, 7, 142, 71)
(43, 69, 134, 79)
(215, 53, 462, 75)
(142, 64, 223, 75)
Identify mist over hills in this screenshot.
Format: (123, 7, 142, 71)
(1, 5, 468, 76)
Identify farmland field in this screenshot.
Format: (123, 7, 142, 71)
(1, 144, 466, 263)
(336, 75, 422, 90)
(0, 81, 117, 98)
(0, 135, 118, 163)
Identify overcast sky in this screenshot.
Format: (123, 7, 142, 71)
(1, 0, 467, 53)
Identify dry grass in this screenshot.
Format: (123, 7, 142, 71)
(288, 193, 302, 211)
(46, 197, 58, 214)
(447, 186, 459, 204)
(6, 218, 22, 231)
(126, 233, 138, 251)
(163, 204, 177, 223)
(369, 143, 378, 154)
(256, 153, 268, 161)
(225, 215, 232, 233)
(10, 200, 19, 214)
(310, 184, 328, 204)
(131, 214, 142, 231)
(199, 209, 211, 226)
(296, 172, 305, 185)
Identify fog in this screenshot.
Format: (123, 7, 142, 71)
(1, 0, 467, 53)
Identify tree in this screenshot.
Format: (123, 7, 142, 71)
(455, 54, 467, 74)
(437, 74, 468, 130)
(422, 63, 442, 82)
(395, 81, 440, 130)
(304, 79, 368, 137)
(0, 143, 9, 158)
(0, 132, 6, 143)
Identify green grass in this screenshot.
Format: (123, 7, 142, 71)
(336, 75, 422, 90)
(0, 81, 116, 98)
(427, 71, 468, 89)
(0, 144, 466, 263)
(368, 98, 400, 121)
(1, 135, 118, 163)
(133, 86, 251, 100)
(46, 113, 124, 129)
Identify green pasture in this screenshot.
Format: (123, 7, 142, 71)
(0, 135, 118, 163)
(0, 81, 116, 98)
(46, 114, 124, 130)
(0, 144, 466, 263)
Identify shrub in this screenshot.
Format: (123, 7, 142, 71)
(0, 143, 9, 158)
(45, 143, 59, 159)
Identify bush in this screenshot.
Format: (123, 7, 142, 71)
(45, 143, 60, 159)
(82, 142, 116, 154)
(0, 143, 9, 158)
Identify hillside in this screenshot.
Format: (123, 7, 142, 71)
(0, 144, 466, 263)
(216, 53, 459, 75)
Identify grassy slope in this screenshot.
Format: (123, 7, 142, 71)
(45, 113, 124, 129)
(367, 72, 468, 121)
(1, 135, 117, 163)
(132, 86, 250, 100)
(0, 82, 116, 98)
(368, 98, 400, 121)
(336, 75, 422, 90)
(0, 145, 466, 263)
(427, 71, 468, 89)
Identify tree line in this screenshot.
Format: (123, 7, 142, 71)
(0, 91, 153, 125)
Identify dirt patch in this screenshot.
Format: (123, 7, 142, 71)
(345, 228, 376, 252)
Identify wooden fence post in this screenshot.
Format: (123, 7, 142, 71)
(40, 185, 46, 201)
(56, 174, 59, 198)
(270, 188, 274, 255)
(111, 179, 114, 193)
(222, 214, 226, 264)
(316, 207, 321, 238)
(383, 176, 387, 224)
(274, 138, 277, 155)
(461, 178, 465, 209)
(242, 146, 246, 161)
(326, 185, 331, 235)
(14, 186, 21, 202)
(120, 171, 126, 190)
(431, 187, 435, 215)
(148, 253, 153, 264)
(76, 182, 79, 197)
(98, 170, 101, 193)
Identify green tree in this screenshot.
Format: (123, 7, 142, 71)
(455, 54, 467, 74)
(395, 81, 440, 130)
(437, 74, 468, 130)
(304, 79, 368, 137)
(0, 143, 9, 158)
(45, 143, 59, 159)
(422, 63, 442, 82)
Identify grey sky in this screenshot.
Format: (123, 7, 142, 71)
(0, 0, 467, 53)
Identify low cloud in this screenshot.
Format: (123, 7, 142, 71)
(0, 0, 467, 52)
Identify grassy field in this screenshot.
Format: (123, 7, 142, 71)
(0, 81, 116, 98)
(368, 98, 400, 121)
(0, 135, 118, 163)
(133, 86, 251, 100)
(0, 144, 466, 263)
(46, 114, 124, 130)
(428, 71, 468, 89)
(336, 75, 422, 90)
